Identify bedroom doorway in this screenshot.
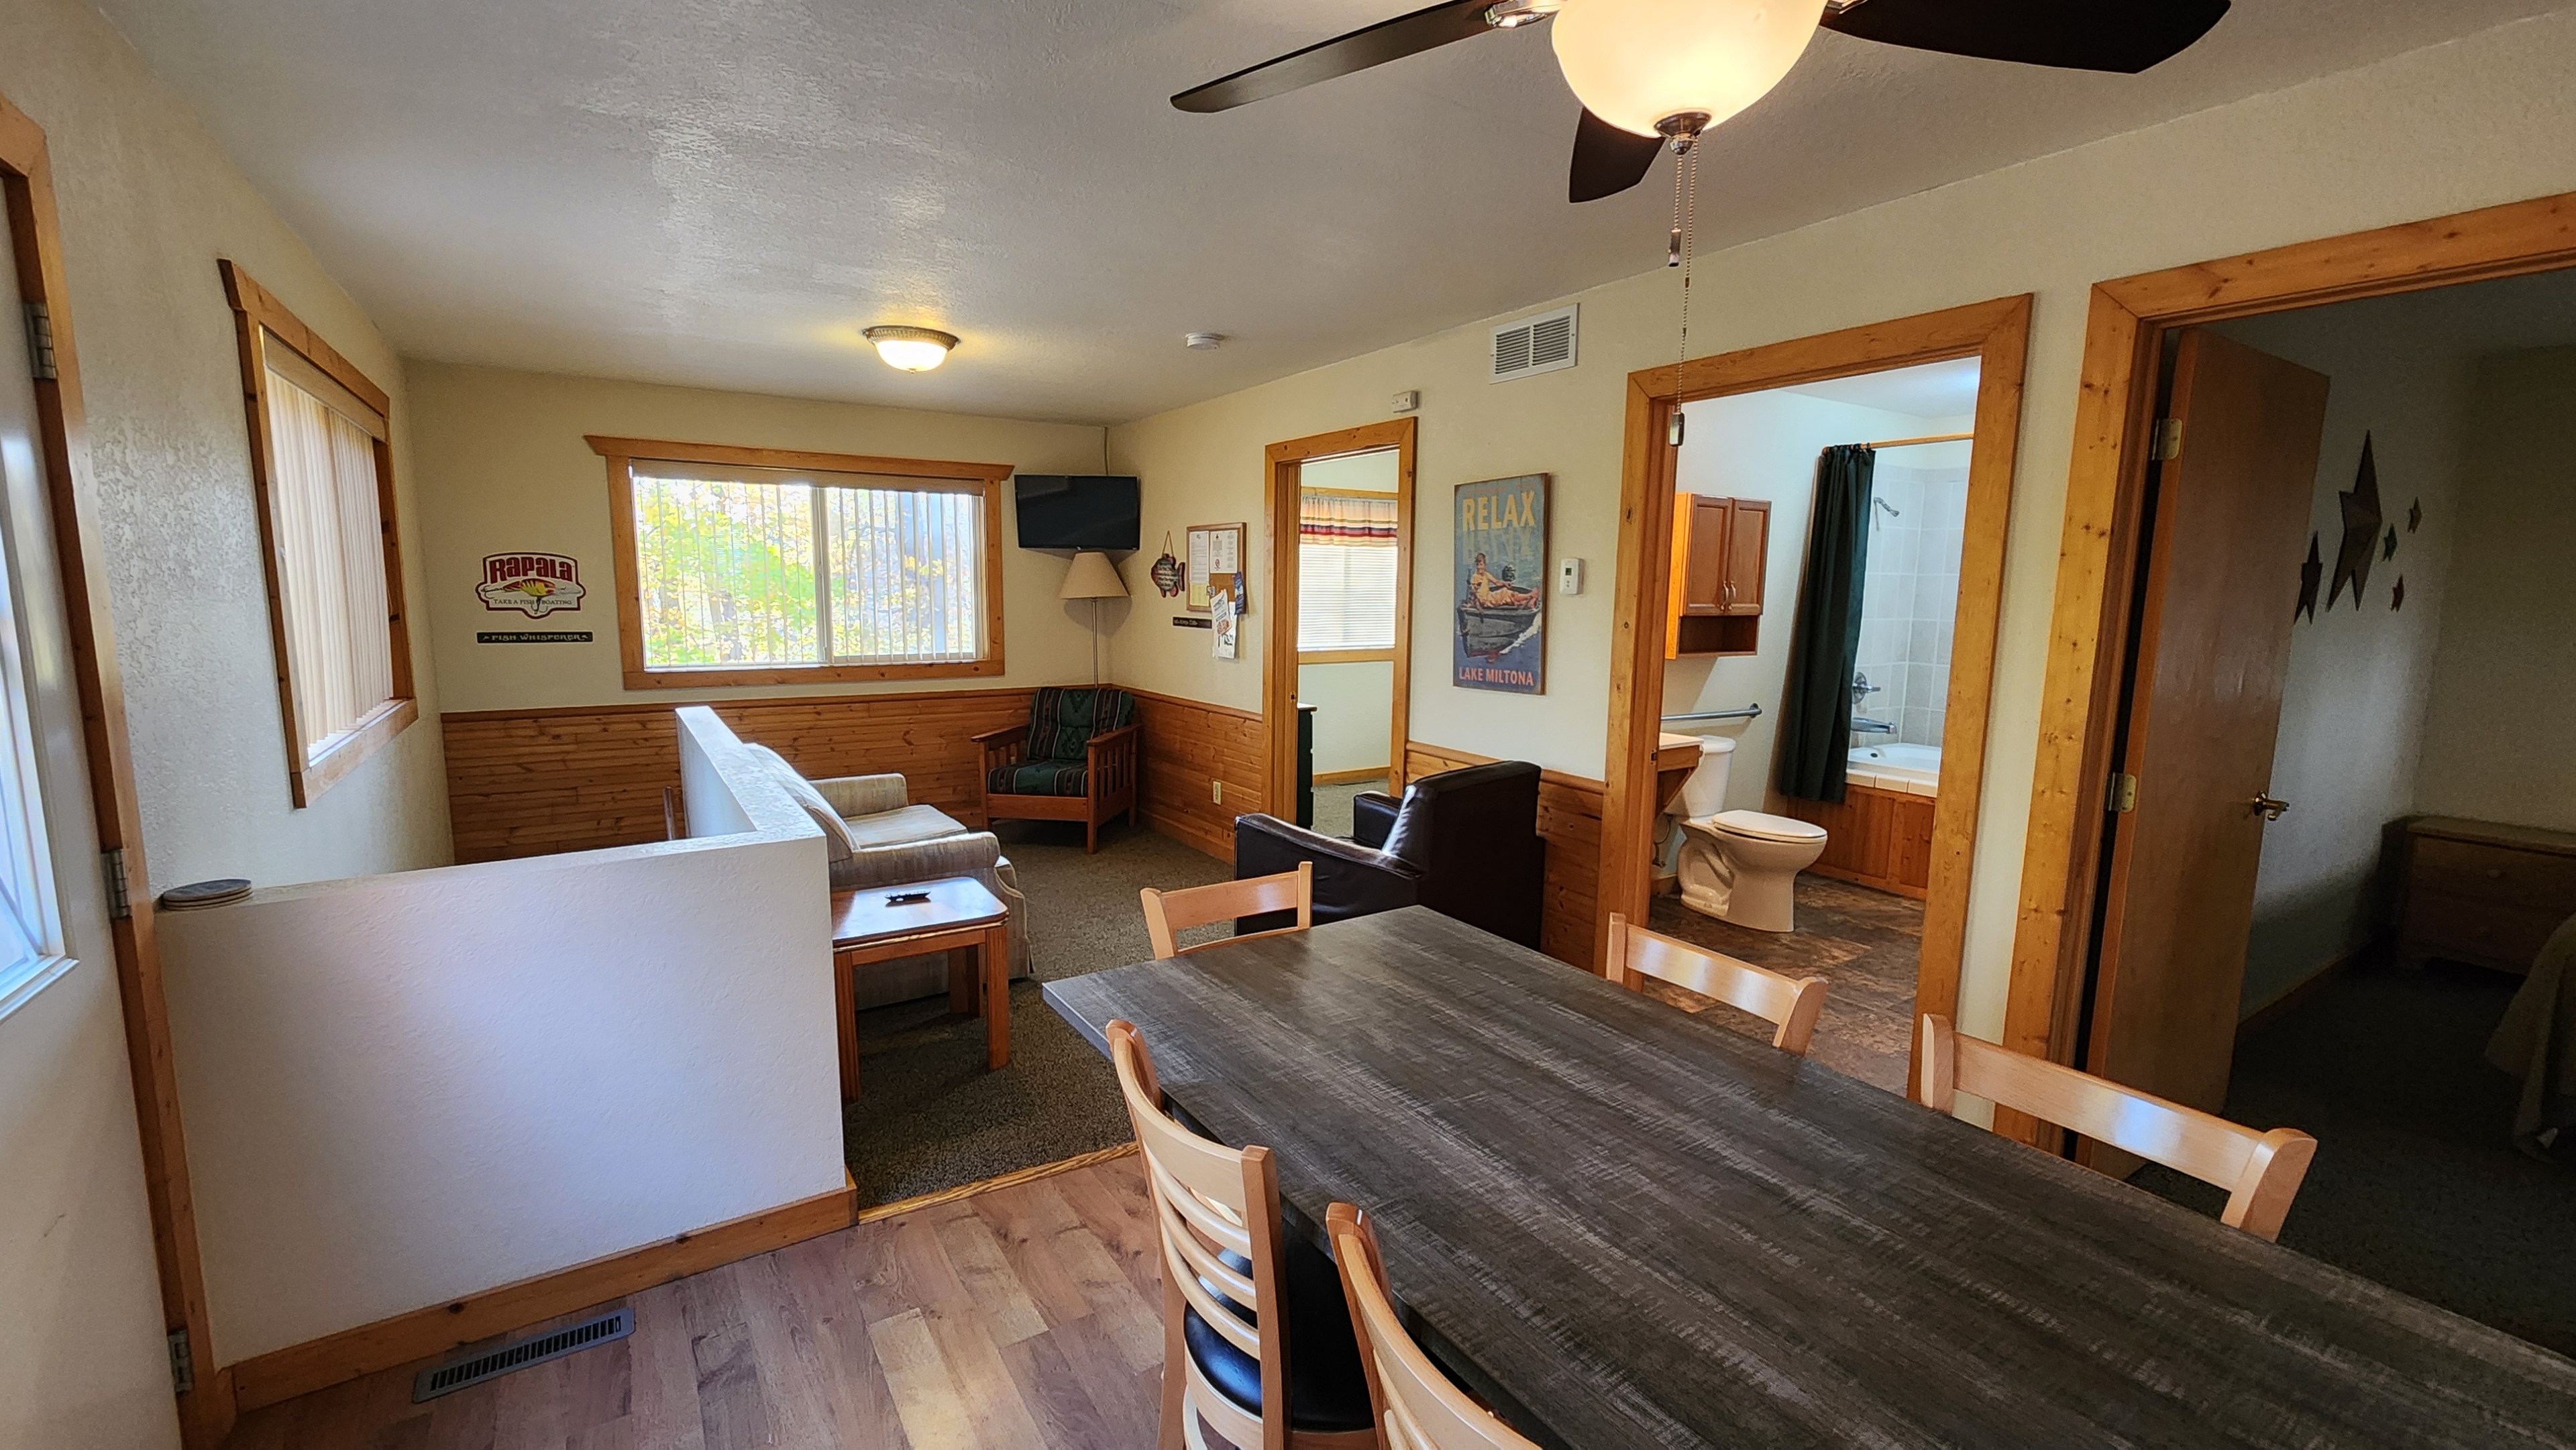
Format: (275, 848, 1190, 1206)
(1260, 419, 1417, 829)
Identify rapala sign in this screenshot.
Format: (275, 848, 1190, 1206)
(478, 553, 585, 617)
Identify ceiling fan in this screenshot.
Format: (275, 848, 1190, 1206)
(1174, 0, 2233, 203)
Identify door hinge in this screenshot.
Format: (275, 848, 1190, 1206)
(2108, 772, 2139, 814)
(167, 1326, 195, 1395)
(103, 846, 131, 922)
(21, 302, 58, 382)
(2151, 417, 2184, 461)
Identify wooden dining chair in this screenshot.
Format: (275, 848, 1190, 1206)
(1915, 1014, 2317, 1241)
(1108, 1019, 1375, 1450)
(1605, 911, 1830, 1056)
(1327, 1203, 1539, 1450)
(1140, 862, 1313, 960)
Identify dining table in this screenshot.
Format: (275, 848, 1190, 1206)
(1044, 905, 2576, 1449)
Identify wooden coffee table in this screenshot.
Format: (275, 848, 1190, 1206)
(830, 875, 1012, 1101)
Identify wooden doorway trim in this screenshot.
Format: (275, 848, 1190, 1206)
(1262, 418, 1417, 818)
(1600, 296, 2034, 1096)
(0, 93, 232, 1445)
(2006, 190, 2576, 1134)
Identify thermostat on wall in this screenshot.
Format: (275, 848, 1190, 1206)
(1558, 557, 1584, 596)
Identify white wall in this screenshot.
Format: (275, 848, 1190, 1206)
(1302, 661, 1395, 777)
(5, 0, 450, 898)
(407, 361, 1114, 712)
(2418, 346, 2576, 831)
(1107, 9, 2576, 1043)
(156, 710, 842, 1363)
(1664, 391, 1968, 814)
(2206, 308, 2471, 1015)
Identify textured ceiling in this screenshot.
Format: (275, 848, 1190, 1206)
(95, 0, 2565, 423)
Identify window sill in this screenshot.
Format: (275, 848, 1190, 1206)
(294, 697, 420, 807)
(0, 952, 77, 1023)
(1297, 649, 1396, 665)
(622, 658, 1004, 690)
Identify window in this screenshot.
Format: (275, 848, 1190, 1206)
(591, 437, 1008, 687)
(1297, 487, 1400, 657)
(221, 261, 417, 807)
(0, 519, 65, 1018)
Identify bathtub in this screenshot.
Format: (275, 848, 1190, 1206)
(1846, 742, 1941, 797)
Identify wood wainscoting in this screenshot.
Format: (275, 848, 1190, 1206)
(1405, 742, 1604, 970)
(1128, 688, 1267, 863)
(444, 688, 1033, 861)
(1782, 784, 1935, 900)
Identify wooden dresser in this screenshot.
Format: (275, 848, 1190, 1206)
(2398, 816, 2576, 974)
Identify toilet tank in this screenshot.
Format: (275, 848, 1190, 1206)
(1680, 736, 1735, 820)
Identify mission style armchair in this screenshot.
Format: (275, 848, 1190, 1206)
(1232, 759, 1546, 948)
(973, 685, 1141, 852)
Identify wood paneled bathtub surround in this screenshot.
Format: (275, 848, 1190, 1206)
(1262, 418, 1417, 816)
(2006, 191, 2576, 1146)
(445, 687, 1034, 860)
(1130, 687, 1267, 862)
(585, 435, 1010, 691)
(1600, 296, 2035, 1097)
(1784, 783, 1935, 899)
(1407, 741, 1604, 970)
(4, 89, 234, 1448)
(221, 260, 420, 809)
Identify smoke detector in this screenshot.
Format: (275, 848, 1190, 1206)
(1184, 332, 1225, 350)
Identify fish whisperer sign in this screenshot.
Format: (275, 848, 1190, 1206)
(478, 552, 585, 617)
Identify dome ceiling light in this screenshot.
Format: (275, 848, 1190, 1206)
(1171, 0, 2233, 203)
(863, 325, 959, 372)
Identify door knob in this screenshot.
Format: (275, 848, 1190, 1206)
(2250, 794, 2290, 822)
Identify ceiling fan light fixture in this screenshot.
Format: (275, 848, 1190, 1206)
(863, 325, 959, 372)
(1485, 0, 1562, 28)
(1552, 0, 1821, 137)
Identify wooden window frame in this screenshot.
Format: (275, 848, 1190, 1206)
(587, 435, 1011, 690)
(219, 260, 418, 808)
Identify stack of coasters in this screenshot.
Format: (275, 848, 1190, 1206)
(158, 878, 251, 912)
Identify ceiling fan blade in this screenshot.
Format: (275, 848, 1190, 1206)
(1173, 0, 1503, 113)
(1570, 108, 1664, 203)
(1820, 0, 2229, 74)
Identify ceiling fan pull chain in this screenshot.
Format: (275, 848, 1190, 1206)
(1668, 157, 1684, 269)
(1676, 144, 1699, 378)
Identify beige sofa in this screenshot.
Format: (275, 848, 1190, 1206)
(744, 744, 1031, 1009)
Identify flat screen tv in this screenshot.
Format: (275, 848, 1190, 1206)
(1014, 474, 1140, 551)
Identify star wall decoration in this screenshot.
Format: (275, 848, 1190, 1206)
(2392, 576, 2406, 612)
(2382, 526, 2398, 561)
(2296, 533, 2322, 622)
(2330, 433, 2384, 610)
(2408, 498, 2422, 533)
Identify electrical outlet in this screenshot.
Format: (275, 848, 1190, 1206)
(1212, 779, 1224, 804)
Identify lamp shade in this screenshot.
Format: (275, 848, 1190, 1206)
(1552, 0, 1820, 137)
(1059, 550, 1129, 600)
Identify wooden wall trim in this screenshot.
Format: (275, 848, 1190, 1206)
(1122, 685, 1260, 723)
(1601, 296, 2035, 1107)
(227, 1178, 858, 1413)
(1132, 689, 1265, 862)
(3, 87, 233, 1448)
(441, 683, 1043, 724)
(2006, 186, 2576, 1124)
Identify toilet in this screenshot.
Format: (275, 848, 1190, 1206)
(1670, 736, 1827, 933)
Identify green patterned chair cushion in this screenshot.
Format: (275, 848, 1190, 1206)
(989, 761, 1089, 796)
(1022, 686, 1138, 763)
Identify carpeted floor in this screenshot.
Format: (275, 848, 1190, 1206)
(843, 817, 1229, 1208)
(2132, 956, 2576, 1356)
(1311, 776, 1385, 838)
(1646, 875, 1922, 1093)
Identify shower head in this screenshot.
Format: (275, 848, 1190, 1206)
(1874, 498, 1902, 519)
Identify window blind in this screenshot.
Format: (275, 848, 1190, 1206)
(263, 370, 394, 759)
(1298, 489, 1399, 653)
(631, 462, 985, 669)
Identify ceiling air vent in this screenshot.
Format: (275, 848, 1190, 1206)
(412, 1308, 633, 1402)
(1491, 304, 1578, 383)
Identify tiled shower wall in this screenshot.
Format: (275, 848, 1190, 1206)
(1854, 463, 1969, 747)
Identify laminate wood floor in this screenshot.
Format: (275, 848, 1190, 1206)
(1646, 873, 1923, 1093)
(223, 1153, 1166, 1450)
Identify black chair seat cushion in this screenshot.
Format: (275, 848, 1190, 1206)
(1179, 1241, 1374, 1433)
(989, 761, 1087, 796)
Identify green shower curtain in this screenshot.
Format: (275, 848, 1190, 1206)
(1777, 444, 1875, 803)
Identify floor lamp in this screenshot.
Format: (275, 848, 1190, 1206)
(1059, 551, 1128, 684)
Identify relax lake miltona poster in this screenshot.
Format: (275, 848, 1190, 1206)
(1452, 473, 1548, 694)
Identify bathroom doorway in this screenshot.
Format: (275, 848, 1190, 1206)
(1645, 360, 1980, 1091)
(1599, 297, 2033, 1099)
